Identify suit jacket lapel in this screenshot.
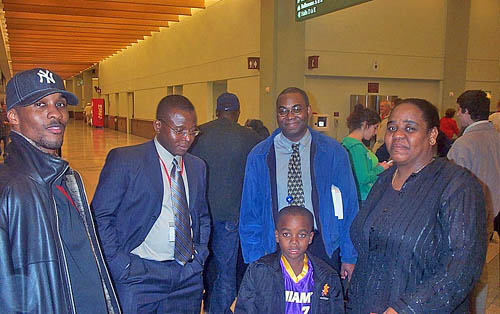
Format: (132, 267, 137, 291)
(146, 141, 163, 207)
(184, 154, 197, 212)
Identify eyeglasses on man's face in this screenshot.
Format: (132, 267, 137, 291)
(158, 119, 200, 137)
(277, 104, 306, 117)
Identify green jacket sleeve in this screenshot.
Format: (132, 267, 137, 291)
(346, 143, 384, 186)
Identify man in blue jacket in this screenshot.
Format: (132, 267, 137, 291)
(239, 87, 358, 281)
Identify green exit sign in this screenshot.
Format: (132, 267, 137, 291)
(295, 0, 372, 21)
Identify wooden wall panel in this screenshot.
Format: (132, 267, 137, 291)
(117, 117, 127, 133)
(106, 115, 117, 130)
(73, 111, 84, 120)
(131, 118, 155, 139)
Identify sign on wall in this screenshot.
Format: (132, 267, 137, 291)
(295, 0, 372, 21)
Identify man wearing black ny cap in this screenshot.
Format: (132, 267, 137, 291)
(0, 68, 120, 313)
(190, 92, 259, 314)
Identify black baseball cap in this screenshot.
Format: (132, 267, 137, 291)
(6, 68, 79, 111)
(216, 92, 240, 112)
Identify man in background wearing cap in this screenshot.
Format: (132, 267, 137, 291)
(0, 68, 120, 313)
(190, 92, 259, 314)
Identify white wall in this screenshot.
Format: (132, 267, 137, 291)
(306, 76, 440, 140)
(304, 0, 446, 80)
(99, 0, 260, 123)
(98, 0, 499, 133)
(466, 0, 500, 109)
(134, 87, 165, 120)
(184, 83, 210, 124)
(228, 76, 260, 125)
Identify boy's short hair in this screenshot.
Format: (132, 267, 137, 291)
(276, 206, 314, 232)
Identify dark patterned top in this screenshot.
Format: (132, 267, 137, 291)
(347, 158, 487, 314)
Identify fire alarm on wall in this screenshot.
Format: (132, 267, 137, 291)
(311, 113, 330, 131)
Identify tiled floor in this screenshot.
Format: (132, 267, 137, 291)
(61, 119, 149, 201)
(2, 119, 498, 313)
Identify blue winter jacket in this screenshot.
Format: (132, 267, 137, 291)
(239, 128, 359, 264)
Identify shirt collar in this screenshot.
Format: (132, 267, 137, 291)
(275, 129, 311, 152)
(154, 137, 181, 168)
(463, 120, 490, 134)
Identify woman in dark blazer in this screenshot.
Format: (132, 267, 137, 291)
(347, 99, 487, 314)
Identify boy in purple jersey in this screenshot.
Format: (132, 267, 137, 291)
(234, 206, 345, 314)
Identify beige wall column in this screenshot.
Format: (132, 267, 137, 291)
(73, 75, 83, 108)
(65, 79, 74, 116)
(260, 0, 305, 130)
(441, 0, 471, 110)
(65, 79, 74, 94)
(82, 70, 94, 110)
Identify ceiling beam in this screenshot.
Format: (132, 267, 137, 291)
(84, 0, 205, 8)
(5, 11, 174, 26)
(11, 54, 117, 60)
(7, 29, 148, 40)
(9, 45, 121, 50)
(3, 4, 182, 21)
(11, 57, 111, 62)
(9, 43, 130, 50)
(8, 43, 137, 52)
(11, 50, 117, 55)
(13, 64, 93, 71)
(9, 40, 133, 48)
(3, 0, 192, 15)
(9, 36, 135, 45)
(13, 60, 93, 65)
(5, 18, 163, 31)
(13, 59, 103, 64)
(7, 25, 152, 37)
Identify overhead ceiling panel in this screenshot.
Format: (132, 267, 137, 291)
(0, 0, 207, 79)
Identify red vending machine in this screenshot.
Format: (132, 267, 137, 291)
(91, 98, 105, 128)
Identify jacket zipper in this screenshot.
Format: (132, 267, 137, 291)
(51, 164, 77, 314)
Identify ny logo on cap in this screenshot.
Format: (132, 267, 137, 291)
(37, 69, 55, 84)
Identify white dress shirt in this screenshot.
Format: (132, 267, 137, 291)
(131, 137, 190, 261)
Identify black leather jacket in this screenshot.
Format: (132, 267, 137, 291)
(0, 132, 121, 313)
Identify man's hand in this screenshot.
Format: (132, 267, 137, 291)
(382, 307, 398, 314)
(340, 262, 355, 281)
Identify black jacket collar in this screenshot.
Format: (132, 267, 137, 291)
(5, 132, 68, 185)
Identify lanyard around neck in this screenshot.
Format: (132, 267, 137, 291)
(158, 155, 184, 187)
(56, 185, 80, 215)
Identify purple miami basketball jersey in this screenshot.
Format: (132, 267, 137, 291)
(280, 254, 314, 314)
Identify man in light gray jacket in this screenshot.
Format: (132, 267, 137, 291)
(448, 89, 500, 314)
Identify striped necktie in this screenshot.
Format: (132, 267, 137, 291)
(170, 158, 193, 265)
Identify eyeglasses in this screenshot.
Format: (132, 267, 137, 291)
(277, 105, 306, 117)
(158, 119, 200, 137)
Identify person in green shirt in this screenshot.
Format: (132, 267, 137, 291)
(342, 105, 392, 202)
